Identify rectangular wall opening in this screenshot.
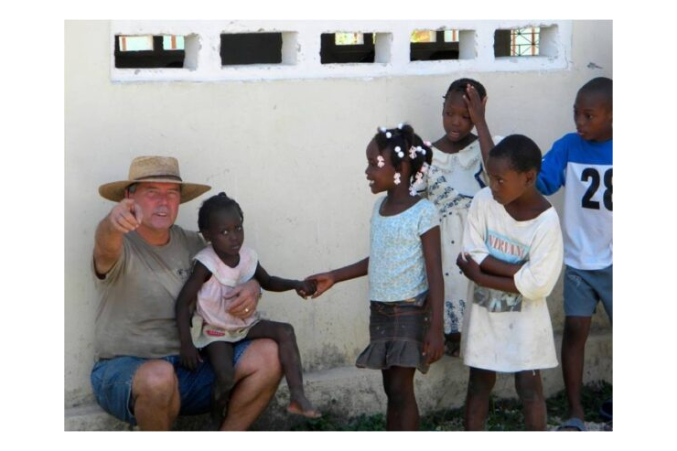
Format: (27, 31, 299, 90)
(494, 26, 557, 58)
(220, 33, 284, 66)
(115, 35, 186, 68)
(410, 29, 460, 61)
(321, 32, 375, 64)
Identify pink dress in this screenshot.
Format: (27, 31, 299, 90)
(190, 245, 261, 347)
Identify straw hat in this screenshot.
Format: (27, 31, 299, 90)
(98, 156, 211, 204)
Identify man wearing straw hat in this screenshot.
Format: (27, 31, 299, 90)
(91, 156, 282, 430)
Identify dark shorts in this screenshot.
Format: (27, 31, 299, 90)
(90, 340, 251, 426)
(356, 294, 431, 374)
(563, 265, 613, 321)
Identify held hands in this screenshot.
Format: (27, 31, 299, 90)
(108, 199, 142, 234)
(304, 272, 336, 299)
(295, 279, 317, 299)
(456, 252, 481, 282)
(179, 341, 202, 371)
(464, 84, 488, 126)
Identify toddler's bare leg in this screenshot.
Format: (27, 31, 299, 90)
(204, 341, 235, 428)
(247, 320, 321, 418)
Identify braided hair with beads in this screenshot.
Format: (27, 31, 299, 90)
(373, 123, 433, 195)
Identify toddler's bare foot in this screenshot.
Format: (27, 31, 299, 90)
(287, 396, 321, 419)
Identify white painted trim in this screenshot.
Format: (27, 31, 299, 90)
(110, 20, 572, 82)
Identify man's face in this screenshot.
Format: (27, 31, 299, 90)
(127, 182, 181, 233)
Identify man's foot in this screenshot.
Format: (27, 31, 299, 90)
(444, 333, 461, 357)
(287, 396, 322, 419)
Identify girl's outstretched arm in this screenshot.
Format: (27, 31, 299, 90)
(175, 261, 212, 371)
(464, 84, 495, 166)
(305, 257, 369, 298)
(254, 263, 317, 298)
(421, 226, 444, 365)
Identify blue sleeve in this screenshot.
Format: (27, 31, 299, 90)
(418, 200, 440, 236)
(536, 137, 568, 195)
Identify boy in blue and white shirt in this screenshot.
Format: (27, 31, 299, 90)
(536, 77, 612, 431)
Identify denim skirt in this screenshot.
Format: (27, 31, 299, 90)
(356, 292, 430, 373)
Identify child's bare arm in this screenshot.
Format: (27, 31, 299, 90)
(421, 226, 444, 365)
(464, 84, 495, 166)
(479, 255, 525, 277)
(305, 257, 369, 298)
(175, 261, 211, 370)
(254, 263, 316, 298)
(457, 253, 520, 294)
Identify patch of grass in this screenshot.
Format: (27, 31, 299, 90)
(546, 379, 612, 423)
(290, 413, 386, 431)
(291, 381, 612, 431)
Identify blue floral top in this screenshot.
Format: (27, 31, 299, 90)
(368, 197, 440, 302)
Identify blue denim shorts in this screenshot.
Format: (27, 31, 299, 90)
(90, 340, 251, 426)
(563, 265, 613, 321)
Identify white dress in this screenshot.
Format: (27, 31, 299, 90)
(423, 139, 492, 334)
(461, 188, 563, 372)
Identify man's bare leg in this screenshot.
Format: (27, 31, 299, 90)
(220, 338, 283, 431)
(131, 360, 181, 431)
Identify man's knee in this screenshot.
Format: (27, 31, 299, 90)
(132, 360, 179, 403)
(236, 339, 282, 383)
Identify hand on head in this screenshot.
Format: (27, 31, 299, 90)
(464, 84, 488, 125)
(108, 198, 143, 234)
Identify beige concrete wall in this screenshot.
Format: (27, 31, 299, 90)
(65, 20, 612, 409)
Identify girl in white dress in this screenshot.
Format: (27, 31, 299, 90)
(423, 78, 500, 356)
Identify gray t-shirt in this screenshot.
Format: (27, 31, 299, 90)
(93, 226, 205, 360)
